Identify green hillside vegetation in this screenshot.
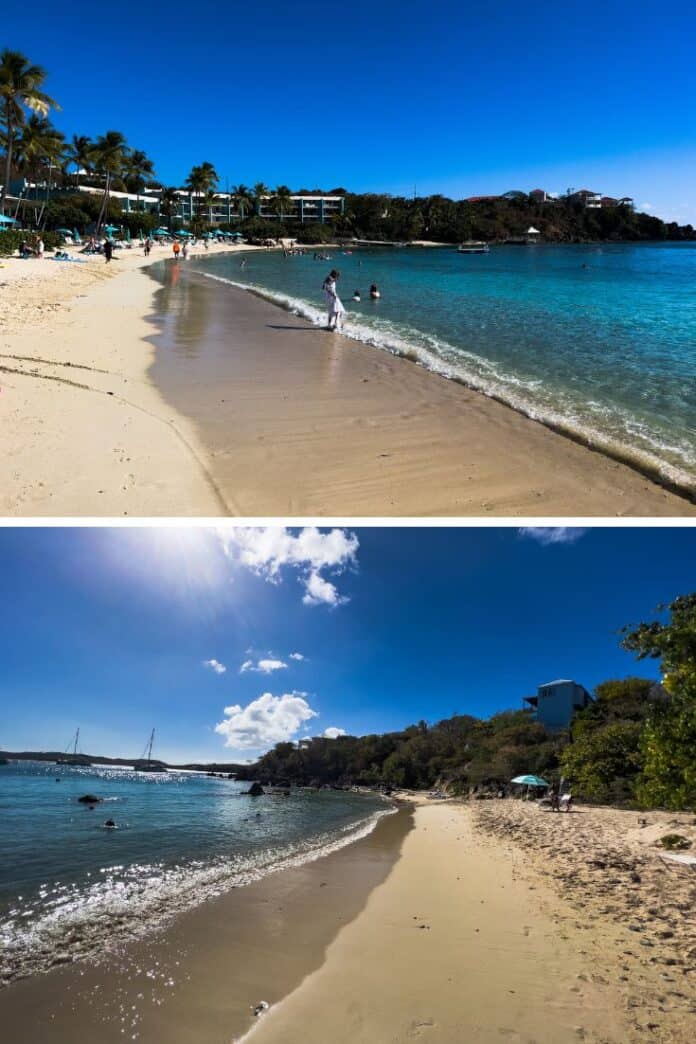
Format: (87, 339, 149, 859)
(238, 593, 696, 810)
(336, 193, 696, 244)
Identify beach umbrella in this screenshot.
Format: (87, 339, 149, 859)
(104, 224, 119, 234)
(0, 214, 18, 225)
(511, 775, 549, 787)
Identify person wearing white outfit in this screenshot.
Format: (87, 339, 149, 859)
(322, 269, 345, 331)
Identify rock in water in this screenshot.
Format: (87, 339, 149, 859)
(77, 794, 102, 804)
(246, 782, 265, 796)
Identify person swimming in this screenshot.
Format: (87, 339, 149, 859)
(353, 290, 361, 301)
(103, 818, 117, 828)
(370, 284, 381, 299)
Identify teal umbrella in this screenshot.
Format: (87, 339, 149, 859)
(0, 214, 18, 225)
(511, 775, 549, 787)
(104, 224, 119, 234)
(55, 227, 73, 235)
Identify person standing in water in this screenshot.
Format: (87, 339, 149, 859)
(322, 269, 345, 331)
(103, 238, 113, 263)
(172, 240, 181, 261)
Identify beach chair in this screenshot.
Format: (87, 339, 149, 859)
(658, 852, 696, 874)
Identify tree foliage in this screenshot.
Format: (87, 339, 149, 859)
(621, 594, 696, 809)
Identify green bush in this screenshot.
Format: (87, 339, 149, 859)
(0, 229, 62, 256)
(294, 222, 336, 244)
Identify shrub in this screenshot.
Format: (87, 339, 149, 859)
(0, 229, 62, 256)
(658, 834, 691, 850)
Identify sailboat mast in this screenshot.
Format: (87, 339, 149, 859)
(147, 728, 155, 764)
(73, 727, 79, 756)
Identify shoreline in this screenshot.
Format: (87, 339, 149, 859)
(1, 794, 693, 1042)
(3, 243, 694, 515)
(0, 803, 411, 1043)
(148, 262, 693, 517)
(211, 271, 696, 503)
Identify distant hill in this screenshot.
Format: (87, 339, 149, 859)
(338, 192, 696, 244)
(0, 750, 248, 774)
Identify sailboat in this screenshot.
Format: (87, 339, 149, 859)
(134, 729, 167, 773)
(56, 728, 92, 766)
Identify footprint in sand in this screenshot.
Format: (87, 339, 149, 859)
(407, 1018, 436, 1037)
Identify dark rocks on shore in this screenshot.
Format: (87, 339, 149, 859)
(77, 794, 103, 804)
(246, 782, 265, 796)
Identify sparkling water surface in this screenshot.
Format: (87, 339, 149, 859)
(192, 243, 696, 487)
(0, 761, 387, 979)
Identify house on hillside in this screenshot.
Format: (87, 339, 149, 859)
(523, 680, 593, 730)
(569, 189, 602, 208)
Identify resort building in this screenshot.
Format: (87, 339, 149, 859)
(170, 192, 344, 226)
(523, 679, 593, 730)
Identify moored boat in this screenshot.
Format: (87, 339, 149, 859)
(134, 728, 168, 773)
(457, 240, 490, 254)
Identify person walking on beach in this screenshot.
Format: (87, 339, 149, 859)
(103, 238, 113, 263)
(144, 237, 152, 257)
(322, 269, 345, 331)
(173, 240, 181, 261)
(36, 237, 45, 259)
(182, 241, 190, 261)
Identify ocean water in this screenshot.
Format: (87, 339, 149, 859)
(192, 243, 696, 491)
(0, 761, 389, 982)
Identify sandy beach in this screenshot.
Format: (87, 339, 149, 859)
(2, 246, 694, 516)
(0, 242, 244, 516)
(2, 798, 692, 1044)
(246, 799, 696, 1044)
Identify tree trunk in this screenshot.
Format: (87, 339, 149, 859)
(96, 173, 110, 233)
(1, 108, 14, 215)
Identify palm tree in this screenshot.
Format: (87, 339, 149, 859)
(253, 181, 269, 216)
(270, 184, 294, 222)
(159, 186, 180, 229)
(184, 164, 206, 225)
(202, 188, 219, 225)
(14, 114, 65, 218)
(230, 183, 253, 221)
(125, 148, 155, 212)
(91, 130, 129, 232)
(66, 134, 93, 189)
(0, 49, 59, 214)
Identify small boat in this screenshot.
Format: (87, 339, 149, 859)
(134, 728, 167, 773)
(457, 240, 489, 254)
(56, 728, 92, 766)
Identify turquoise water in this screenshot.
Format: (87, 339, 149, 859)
(0, 761, 388, 982)
(195, 244, 696, 490)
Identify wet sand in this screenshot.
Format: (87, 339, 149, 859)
(148, 263, 695, 517)
(0, 806, 411, 1043)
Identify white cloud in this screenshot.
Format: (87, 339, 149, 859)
(240, 657, 288, 674)
(517, 527, 588, 546)
(214, 692, 319, 750)
(323, 727, 347, 739)
(302, 570, 345, 607)
(289, 652, 305, 661)
(217, 527, 358, 607)
(203, 658, 227, 674)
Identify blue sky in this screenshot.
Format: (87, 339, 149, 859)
(1, 526, 693, 763)
(5, 0, 696, 223)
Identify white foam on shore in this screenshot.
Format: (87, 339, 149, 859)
(0, 806, 394, 986)
(196, 270, 696, 497)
